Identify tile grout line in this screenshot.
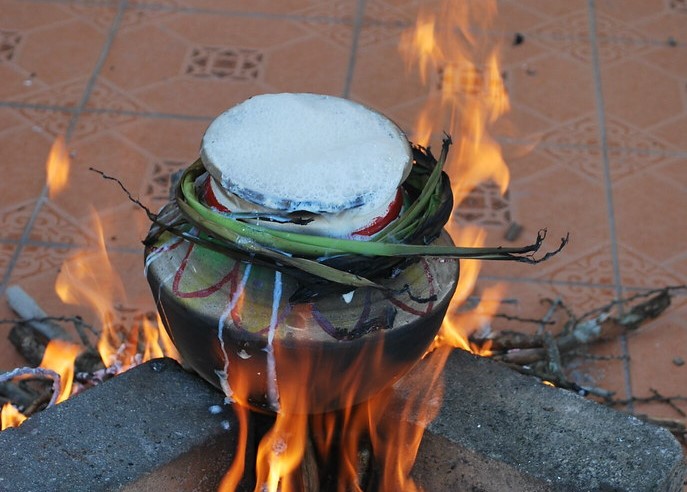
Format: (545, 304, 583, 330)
(342, 0, 367, 99)
(0, 0, 128, 299)
(587, 0, 633, 411)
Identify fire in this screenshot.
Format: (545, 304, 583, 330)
(40, 340, 81, 403)
(399, 0, 510, 208)
(0, 340, 80, 430)
(1, 403, 27, 430)
(401, 0, 510, 351)
(46, 135, 70, 199)
(55, 210, 178, 371)
(55, 210, 126, 367)
(216, 1, 513, 490)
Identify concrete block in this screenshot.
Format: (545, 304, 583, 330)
(410, 349, 687, 491)
(0, 358, 238, 492)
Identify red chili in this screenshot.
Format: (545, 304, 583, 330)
(204, 177, 232, 213)
(351, 187, 404, 237)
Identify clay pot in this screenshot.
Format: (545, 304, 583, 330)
(145, 232, 459, 413)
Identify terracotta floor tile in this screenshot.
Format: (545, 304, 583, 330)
(96, 23, 190, 93)
(634, 7, 687, 42)
(613, 172, 687, 275)
(639, 43, 687, 80)
(115, 116, 208, 163)
(510, 53, 595, 123)
(28, 114, 212, 248)
(601, 58, 684, 130)
(666, 254, 687, 283)
(37, 127, 150, 227)
(27, 201, 96, 247)
(350, 34, 425, 112)
(478, 160, 611, 281)
(259, 34, 349, 96)
(0, 242, 18, 281)
(627, 302, 687, 419)
(0, 110, 57, 210)
(0, 201, 37, 242)
(0, 1, 74, 30)
(89, 11, 350, 116)
(5, 18, 107, 96)
(595, 0, 665, 25)
(652, 116, 687, 153)
(511, 0, 588, 19)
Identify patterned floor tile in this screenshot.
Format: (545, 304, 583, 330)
(534, 114, 679, 184)
(634, 5, 687, 42)
(115, 117, 208, 163)
(10, 244, 76, 282)
(509, 53, 595, 123)
(510, 0, 588, 19)
(0, 242, 18, 281)
(595, 0, 665, 26)
(628, 302, 687, 419)
(0, 200, 37, 241)
(89, 12, 350, 115)
(601, 58, 684, 130)
(46, 130, 150, 221)
(298, 0, 412, 49)
(0, 0, 74, 31)
(613, 172, 687, 268)
(6, 17, 107, 90)
(0, 114, 56, 210)
(66, 0, 181, 33)
(530, 244, 618, 308)
(28, 201, 96, 246)
(617, 243, 686, 289)
(652, 116, 687, 154)
(481, 163, 610, 280)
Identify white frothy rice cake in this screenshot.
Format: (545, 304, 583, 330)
(200, 93, 413, 238)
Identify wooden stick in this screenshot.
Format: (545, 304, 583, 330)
(5, 286, 72, 341)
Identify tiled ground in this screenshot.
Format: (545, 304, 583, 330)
(0, 0, 685, 454)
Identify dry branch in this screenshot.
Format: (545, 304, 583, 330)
(474, 286, 687, 441)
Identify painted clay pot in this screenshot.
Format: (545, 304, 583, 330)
(145, 231, 459, 414)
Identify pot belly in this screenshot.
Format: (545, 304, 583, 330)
(145, 231, 459, 413)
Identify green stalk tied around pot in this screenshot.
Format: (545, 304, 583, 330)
(145, 137, 567, 300)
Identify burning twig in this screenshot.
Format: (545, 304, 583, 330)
(5, 286, 72, 341)
(0, 367, 61, 409)
(3, 285, 105, 374)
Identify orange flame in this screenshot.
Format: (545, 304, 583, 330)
(46, 135, 70, 199)
(55, 210, 126, 367)
(400, 0, 509, 353)
(55, 210, 179, 372)
(217, 1, 513, 489)
(1, 403, 27, 430)
(399, 0, 509, 210)
(40, 340, 81, 403)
